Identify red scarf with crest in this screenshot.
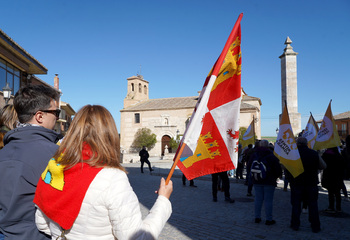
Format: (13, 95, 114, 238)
(34, 144, 103, 230)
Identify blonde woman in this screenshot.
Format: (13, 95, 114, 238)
(34, 105, 172, 240)
(0, 104, 18, 149)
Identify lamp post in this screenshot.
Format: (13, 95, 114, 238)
(2, 82, 12, 104)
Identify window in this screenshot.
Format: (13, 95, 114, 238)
(131, 83, 134, 91)
(0, 57, 21, 95)
(139, 83, 142, 93)
(342, 123, 346, 131)
(144, 85, 147, 94)
(134, 113, 140, 123)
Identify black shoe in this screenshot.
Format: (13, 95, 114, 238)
(290, 225, 299, 231)
(213, 197, 218, 202)
(324, 208, 336, 213)
(225, 197, 235, 203)
(150, 168, 154, 172)
(265, 220, 276, 225)
(255, 218, 261, 223)
(312, 228, 321, 233)
(247, 193, 252, 196)
(141, 171, 144, 173)
(189, 184, 197, 188)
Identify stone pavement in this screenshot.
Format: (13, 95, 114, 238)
(122, 158, 350, 240)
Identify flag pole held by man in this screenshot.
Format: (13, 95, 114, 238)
(166, 13, 243, 184)
(274, 103, 304, 178)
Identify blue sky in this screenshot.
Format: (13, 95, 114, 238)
(1, 0, 349, 136)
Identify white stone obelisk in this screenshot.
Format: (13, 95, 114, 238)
(279, 37, 301, 135)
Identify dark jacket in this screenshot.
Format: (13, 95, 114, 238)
(321, 148, 345, 190)
(0, 126, 60, 240)
(139, 148, 149, 161)
(289, 145, 320, 187)
(250, 147, 282, 186)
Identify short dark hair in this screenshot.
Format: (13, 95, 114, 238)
(296, 137, 308, 146)
(14, 85, 60, 123)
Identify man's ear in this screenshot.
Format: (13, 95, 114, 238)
(33, 111, 44, 124)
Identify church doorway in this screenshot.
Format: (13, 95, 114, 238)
(161, 135, 171, 155)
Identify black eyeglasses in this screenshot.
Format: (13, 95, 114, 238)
(37, 109, 61, 118)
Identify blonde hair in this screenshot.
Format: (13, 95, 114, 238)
(0, 104, 18, 130)
(54, 105, 125, 171)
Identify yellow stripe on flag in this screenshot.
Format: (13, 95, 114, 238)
(274, 104, 304, 178)
(313, 101, 341, 150)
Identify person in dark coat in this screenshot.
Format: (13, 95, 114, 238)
(0, 85, 61, 240)
(244, 143, 256, 196)
(251, 140, 282, 225)
(139, 146, 153, 173)
(288, 137, 324, 233)
(322, 147, 345, 213)
(341, 135, 350, 201)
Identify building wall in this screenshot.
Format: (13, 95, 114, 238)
(120, 108, 194, 157)
(335, 119, 350, 140)
(239, 110, 261, 139)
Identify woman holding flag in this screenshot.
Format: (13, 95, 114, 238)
(34, 105, 173, 240)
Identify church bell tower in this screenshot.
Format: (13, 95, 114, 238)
(123, 75, 149, 109)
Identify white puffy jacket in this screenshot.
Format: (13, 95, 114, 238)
(35, 168, 172, 240)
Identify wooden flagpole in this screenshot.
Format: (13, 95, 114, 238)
(164, 13, 243, 185)
(165, 142, 186, 185)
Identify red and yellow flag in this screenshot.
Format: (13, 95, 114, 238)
(176, 14, 243, 180)
(274, 104, 304, 178)
(313, 100, 341, 150)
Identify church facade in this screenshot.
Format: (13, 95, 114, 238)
(120, 75, 261, 158)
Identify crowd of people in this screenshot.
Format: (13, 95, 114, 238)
(0, 84, 349, 239)
(198, 135, 350, 233)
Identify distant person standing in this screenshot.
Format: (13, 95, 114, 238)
(182, 174, 197, 187)
(321, 147, 345, 213)
(288, 137, 323, 233)
(211, 171, 235, 203)
(251, 140, 282, 225)
(139, 146, 153, 173)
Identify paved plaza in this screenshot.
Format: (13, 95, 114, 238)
(122, 158, 350, 240)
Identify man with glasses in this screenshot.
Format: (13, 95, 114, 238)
(0, 85, 61, 240)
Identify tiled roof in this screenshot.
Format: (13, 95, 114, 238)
(121, 96, 259, 112)
(334, 111, 350, 120)
(122, 96, 198, 111)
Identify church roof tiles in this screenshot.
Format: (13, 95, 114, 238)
(121, 95, 259, 112)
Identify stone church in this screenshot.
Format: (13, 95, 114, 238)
(120, 75, 261, 158)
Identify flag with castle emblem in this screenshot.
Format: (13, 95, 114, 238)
(274, 104, 304, 178)
(175, 14, 243, 180)
(241, 118, 255, 148)
(302, 113, 319, 149)
(313, 100, 341, 150)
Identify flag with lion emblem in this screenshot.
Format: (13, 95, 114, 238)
(176, 14, 243, 180)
